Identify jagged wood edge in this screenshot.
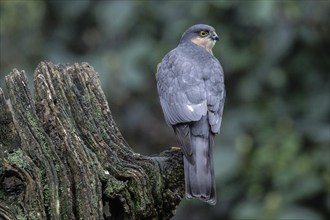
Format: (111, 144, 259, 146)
(0, 62, 184, 220)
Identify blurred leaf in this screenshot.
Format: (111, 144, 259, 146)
(214, 145, 239, 183)
(232, 201, 263, 220)
(279, 206, 323, 220)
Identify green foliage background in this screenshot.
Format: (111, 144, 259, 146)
(0, 1, 329, 219)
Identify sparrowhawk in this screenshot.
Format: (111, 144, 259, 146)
(156, 24, 225, 205)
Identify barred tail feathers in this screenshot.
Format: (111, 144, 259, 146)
(174, 116, 216, 205)
(184, 133, 216, 205)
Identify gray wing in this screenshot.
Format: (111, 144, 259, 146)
(156, 48, 225, 133)
(156, 49, 208, 126)
(205, 58, 225, 134)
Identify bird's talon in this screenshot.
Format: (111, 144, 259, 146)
(170, 146, 181, 151)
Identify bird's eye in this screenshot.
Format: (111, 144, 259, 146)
(199, 30, 209, 37)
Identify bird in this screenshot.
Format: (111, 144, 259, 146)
(156, 24, 225, 205)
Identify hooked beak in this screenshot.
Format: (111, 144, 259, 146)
(211, 32, 219, 41)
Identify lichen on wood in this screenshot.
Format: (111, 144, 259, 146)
(0, 62, 184, 220)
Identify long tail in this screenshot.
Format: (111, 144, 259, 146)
(174, 116, 216, 205)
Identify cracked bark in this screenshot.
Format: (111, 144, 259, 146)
(0, 62, 184, 220)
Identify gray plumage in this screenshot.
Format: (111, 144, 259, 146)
(156, 24, 225, 205)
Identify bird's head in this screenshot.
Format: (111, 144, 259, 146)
(180, 24, 219, 54)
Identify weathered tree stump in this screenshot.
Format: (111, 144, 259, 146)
(0, 62, 184, 220)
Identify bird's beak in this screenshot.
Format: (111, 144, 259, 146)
(211, 32, 219, 41)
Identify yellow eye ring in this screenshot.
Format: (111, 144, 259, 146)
(199, 30, 209, 37)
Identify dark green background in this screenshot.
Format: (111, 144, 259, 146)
(1, 1, 329, 219)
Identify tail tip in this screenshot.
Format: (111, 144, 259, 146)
(186, 194, 217, 205)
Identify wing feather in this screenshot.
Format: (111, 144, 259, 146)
(157, 46, 225, 133)
(205, 59, 225, 133)
(157, 49, 208, 125)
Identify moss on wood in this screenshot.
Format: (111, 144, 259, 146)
(0, 62, 184, 220)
